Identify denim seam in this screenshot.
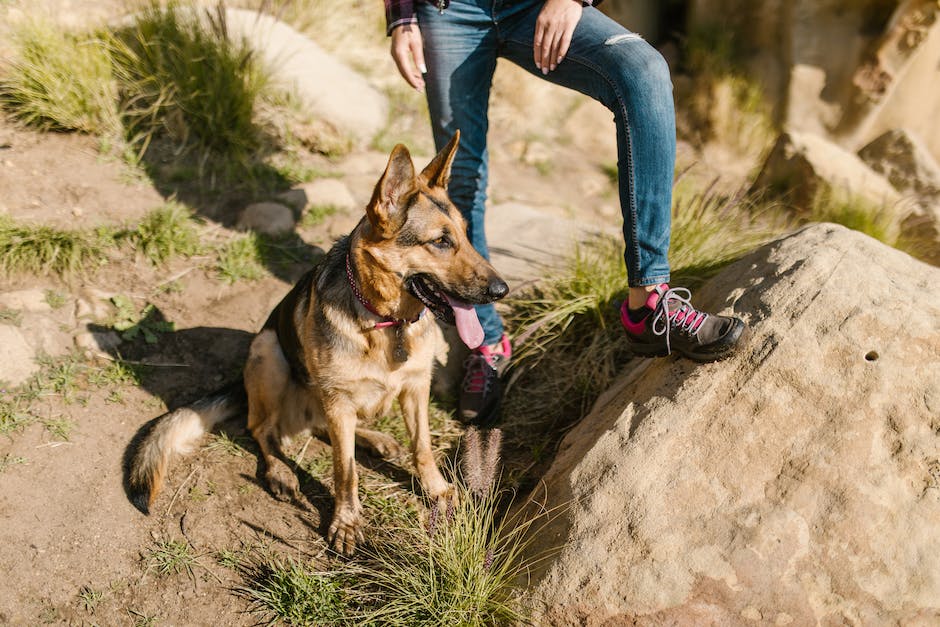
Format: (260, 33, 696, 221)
(505, 37, 643, 284)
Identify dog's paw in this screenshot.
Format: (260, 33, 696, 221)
(265, 464, 300, 502)
(368, 432, 405, 460)
(328, 510, 365, 556)
(430, 483, 457, 514)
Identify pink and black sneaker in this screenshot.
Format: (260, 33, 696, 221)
(620, 284, 746, 362)
(459, 334, 511, 425)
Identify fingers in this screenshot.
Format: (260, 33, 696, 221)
(390, 24, 426, 91)
(534, 0, 582, 74)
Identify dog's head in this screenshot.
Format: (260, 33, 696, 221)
(358, 131, 508, 349)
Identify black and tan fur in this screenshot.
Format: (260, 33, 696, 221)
(126, 132, 508, 554)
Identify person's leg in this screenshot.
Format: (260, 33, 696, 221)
(419, 0, 504, 346)
(497, 4, 674, 293)
(419, 0, 510, 423)
(497, 4, 745, 361)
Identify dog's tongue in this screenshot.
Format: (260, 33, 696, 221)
(444, 294, 484, 349)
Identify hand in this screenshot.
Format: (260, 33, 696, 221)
(391, 23, 427, 91)
(534, 0, 583, 74)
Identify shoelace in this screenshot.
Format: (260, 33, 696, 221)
(650, 287, 708, 355)
(463, 353, 497, 394)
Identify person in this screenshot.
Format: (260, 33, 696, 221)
(384, 0, 746, 425)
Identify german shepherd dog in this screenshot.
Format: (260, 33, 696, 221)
(127, 132, 508, 554)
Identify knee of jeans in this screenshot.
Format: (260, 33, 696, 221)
(608, 38, 672, 96)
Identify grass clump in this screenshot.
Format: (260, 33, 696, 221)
(670, 181, 787, 288)
(243, 430, 534, 625)
(0, 216, 113, 277)
(215, 232, 267, 283)
(0, 454, 28, 473)
(146, 539, 200, 577)
(122, 202, 201, 264)
(1, 20, 118, 134)
(355, 431, 531, 626)
(241, 558, 358, 626)
(110, 2, 270, 165)
(809, 186, 898, 245)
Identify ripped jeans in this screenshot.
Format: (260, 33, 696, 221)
(418, 0, 676, 345)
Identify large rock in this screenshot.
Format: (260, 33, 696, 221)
(858, 128, 940, 265)
(687, 1, 940, 164)
(858, 128, 940, 199)
(526, 224, 940, 624)
(752, 131, 900, 210)
(224, 9, 387, 146)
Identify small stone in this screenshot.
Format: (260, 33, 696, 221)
(74, 329, 122, 354)
(236, 202, 296, 236)
(71, 206, 83, 217)
(277, 188, 308, 211)
(741, 607, 763, 621)
(300, 178, 356, 213)
(0, 325, 38, 387)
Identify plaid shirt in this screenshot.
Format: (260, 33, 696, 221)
(384, 0, 599, 34)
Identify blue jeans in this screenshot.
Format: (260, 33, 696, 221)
(418, 0, 676, 345)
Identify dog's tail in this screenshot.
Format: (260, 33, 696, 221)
(126, 381, 247, 514)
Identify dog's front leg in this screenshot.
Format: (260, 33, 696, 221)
(400, 382, 452, 503)
(326, 401, 363, 556)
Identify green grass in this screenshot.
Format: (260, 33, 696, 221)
(809, 186, 898, 246)
(0, 308, 23, 326)
(0, 454, 28, 473)
(146, 539, 199, 577)
(110, 1, 270, 164)
(215, 232, 267, 283)
(0, 216, 114, 277)
(77, 585, 104, 613)
(121, 202, 201, 264)
(110, 296, 175, 344)
(1, 19, 119, 134)
(241, 557, 358, 626)
(41, 416, 76, 441)
(43, 290, 69, 310)
(205, 431, 251, 458)
(300, 204, 339, 229)
(88, 359, 145, 388)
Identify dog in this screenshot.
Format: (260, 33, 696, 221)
(126, 131, 508, 554)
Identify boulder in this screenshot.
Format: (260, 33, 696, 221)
(224, 9, 387, 146)
(858, 129, 940, 265)
(752, 131, 900, 210)
(687, 1, 940, 164)
(858, 128, 940, 199)
(236, 202, 296, 236)
(526, 224, 940, 624)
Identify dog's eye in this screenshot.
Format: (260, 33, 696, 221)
(429, 235, 453, 250)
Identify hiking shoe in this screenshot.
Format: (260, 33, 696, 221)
(620, 284, 745, 362)
(459, 335, 511, 426)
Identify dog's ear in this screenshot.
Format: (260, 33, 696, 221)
(419, 130, 460, 189)
(367, 144, 417, 237)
